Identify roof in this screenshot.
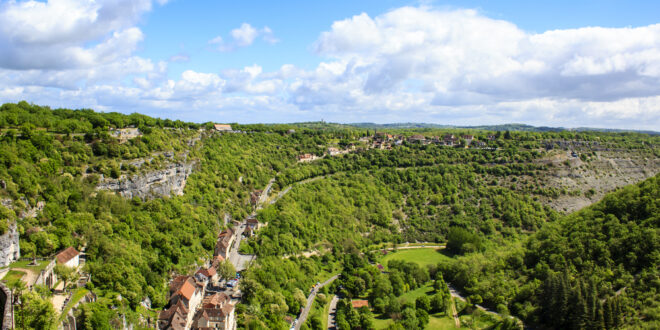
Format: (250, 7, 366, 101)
(212, 255, 225, 268)
(56, 247, 79, 264)
(409, 134, 425, 140)
(159, 299, 188, 321)
(175, 279, 197, 301)
(196, 267, 217, 278)
(351, 300, 369, 308)
(246, 217, 259, 224)
(203, 292, 230, 309)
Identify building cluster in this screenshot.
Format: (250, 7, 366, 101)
(158, 269, 235, 330)
(371, 132, 489, 149)
(109, 127, 142, 142)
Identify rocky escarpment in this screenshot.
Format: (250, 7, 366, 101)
(0, 197, 41, 267)
(96, 162, 194, 200)
(537, 150, 660, 213)
(0, 222, 19, 267)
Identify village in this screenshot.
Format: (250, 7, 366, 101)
(0, 124, 525, 330)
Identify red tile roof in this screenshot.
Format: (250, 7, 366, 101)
(351, 300, 369, 308)
(56, 247, 79, 264)
(202, 292, 230, 309)
(196, 267, 217, 278)
(176, 279, 196, 301)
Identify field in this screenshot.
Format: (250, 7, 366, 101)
(379, 248, 452, 269)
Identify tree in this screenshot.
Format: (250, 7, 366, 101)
(15, 291, 56, 330)
(216, 260, 236, 280)
(415, 295, 431, 312)
(431, 293, 446, 313)
(54, 264, 77, 291)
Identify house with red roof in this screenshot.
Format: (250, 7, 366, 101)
(56, 246, 80, 268)
(160, 275, 203, 329)
(193, 292, 235, 330)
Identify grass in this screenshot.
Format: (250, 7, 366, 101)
(2, 269, 25, 283)
(399, 282, 435, 302)
(59, 288, 89, 321)
(427, 313, 459, 329)
(373, 316, 393, 328)
(373, 312, 458, 330)
(9, 259, 50, 272)
(321, 295, 332, 329)
(380, 248, 453, 269)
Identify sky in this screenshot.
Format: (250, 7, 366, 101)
(1, 0, 659, 129)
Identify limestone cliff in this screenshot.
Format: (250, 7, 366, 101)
(96, 162, 194, 200)
(0, 222, 19, 267)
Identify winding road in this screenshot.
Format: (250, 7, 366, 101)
(294, 274, 339, 330)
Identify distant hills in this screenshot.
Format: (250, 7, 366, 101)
(349, 122, 660, 135)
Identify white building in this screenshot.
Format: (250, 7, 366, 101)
(56, 247, 80, 268)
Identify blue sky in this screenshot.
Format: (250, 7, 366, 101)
(1, 0, 659, 129)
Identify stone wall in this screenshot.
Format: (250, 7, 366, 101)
(0, 282, 12, 330)
(96, 162, 194, 200)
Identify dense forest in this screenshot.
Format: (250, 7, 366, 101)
(0, 102, 658, 329)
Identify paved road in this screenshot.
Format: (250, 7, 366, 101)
(227, 224, 256, 271)
(295, 274, 339, 330)
(256, 178, 275, 209)
(327, 295, 339, 330)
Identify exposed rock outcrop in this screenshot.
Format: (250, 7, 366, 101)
(0, 222, 19, 267)
(96, 162, 194, 200)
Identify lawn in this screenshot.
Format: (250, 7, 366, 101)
(427, 313, 459, 329)
(380, 248, 452, 269)
(373, 312, 458, 329)
(2, 269, 25, 283)
(9, 259, 50, 272)
(399, 282, 435, 302)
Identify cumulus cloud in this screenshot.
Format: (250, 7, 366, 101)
(209, 23, 279, 51)
(0, 4, 659, 129)
(0, 0, 164, 70)
(314, 7, 660, 104)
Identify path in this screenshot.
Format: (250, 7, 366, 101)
(448, 283, 522, 326)
(267, 175, 327, 206)
(295, 274, 339, 330)
(12, 268, 39, 286)
(364, 243, 446, 254)
(450, 295, 461, 328)
(256, 178, 276, 209)
(327, 295, 339, 330)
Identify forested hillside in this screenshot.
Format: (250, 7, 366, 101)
(0, 102, 658, 329)
(438, 173, 660, 329)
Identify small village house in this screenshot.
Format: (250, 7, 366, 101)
(56, 247, 80, 268)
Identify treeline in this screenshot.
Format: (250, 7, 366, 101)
(0, 101, 200, 133)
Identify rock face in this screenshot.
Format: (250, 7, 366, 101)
(96, 162, 194, 200)
(0, 222, 19, 267)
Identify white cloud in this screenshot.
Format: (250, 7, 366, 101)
(209, 23, 279, 51)
(0, 4, 659, 130)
